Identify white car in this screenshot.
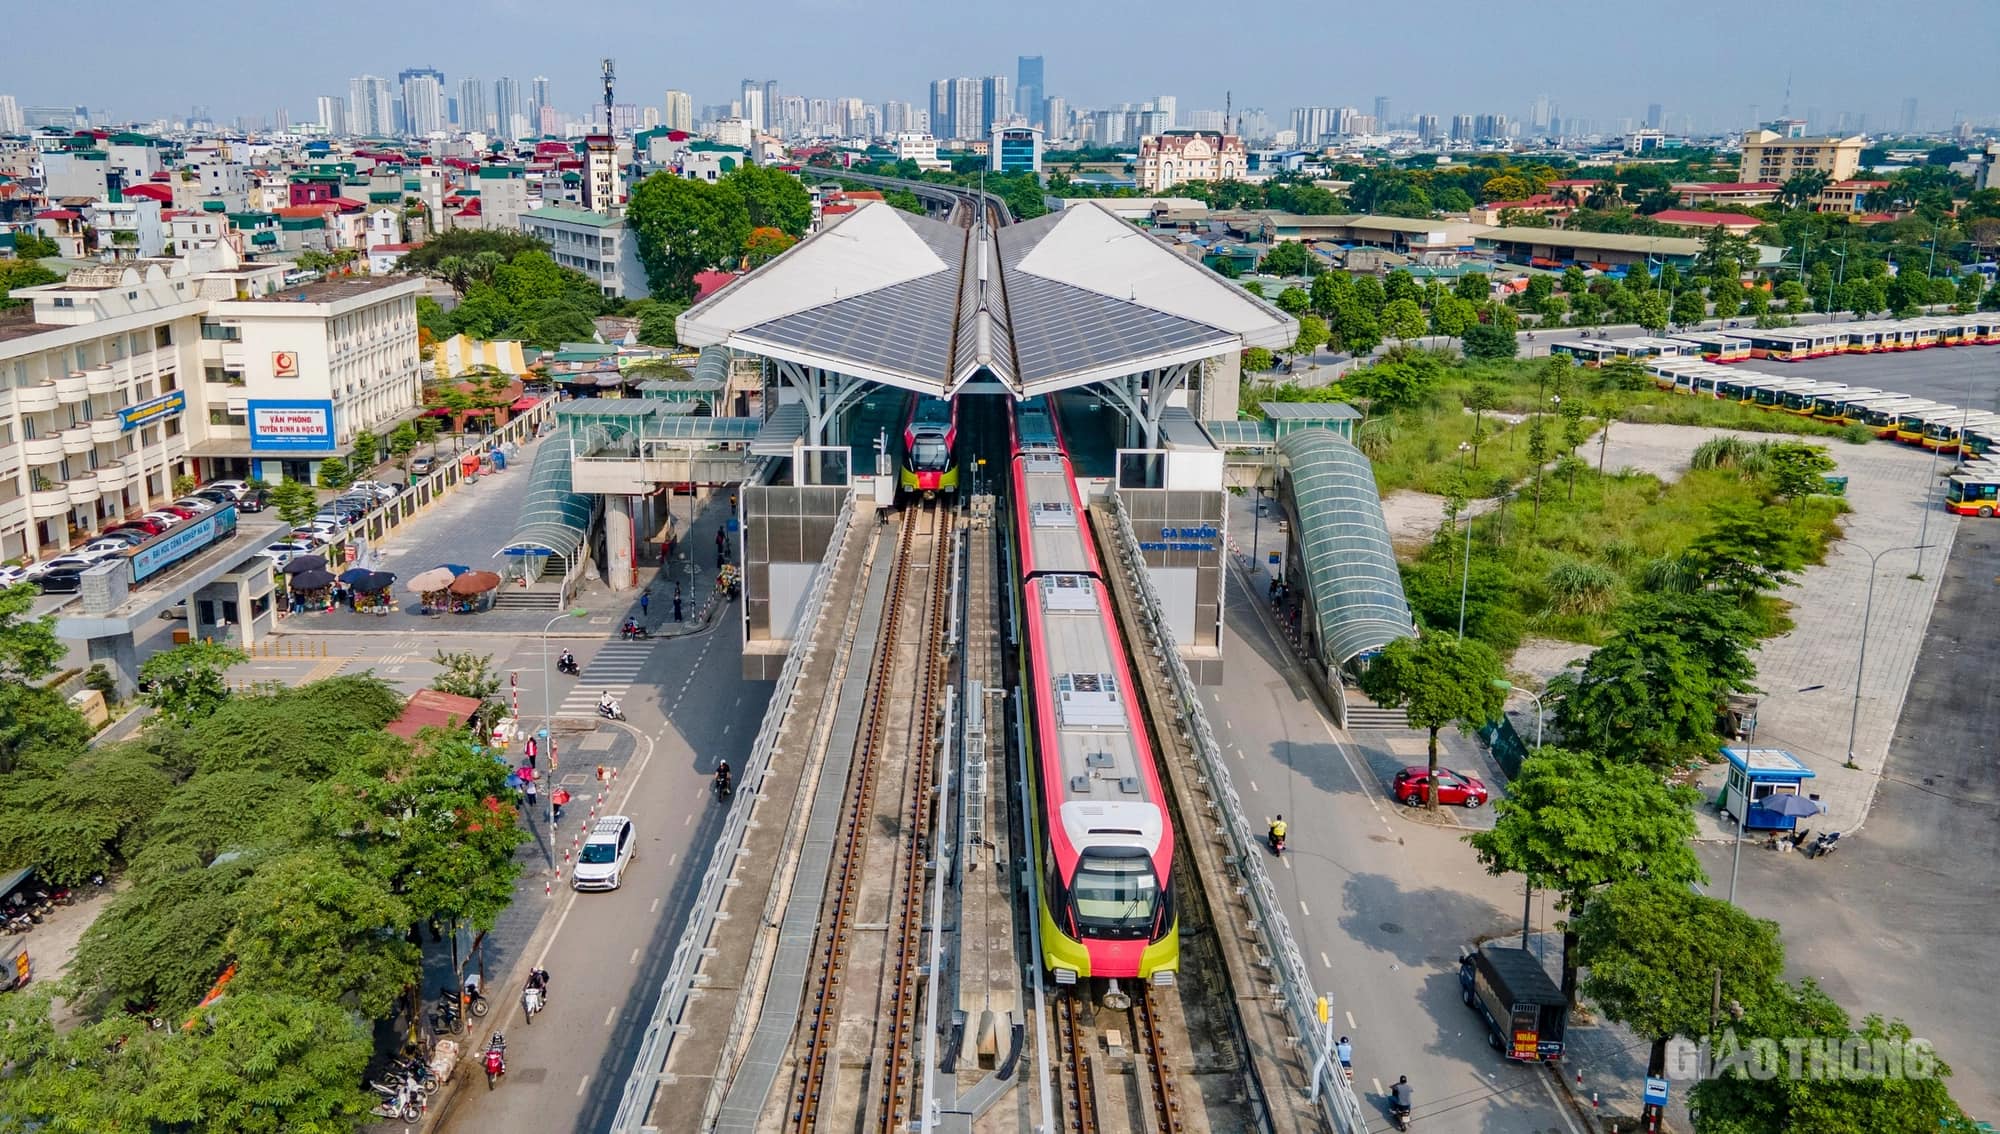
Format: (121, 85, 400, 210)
(28, 555, 100, 578)
(204, 480, 248, 499)
(0, 565, 27, 587)
(571, 816, 635, 890)
(142, 511, 184, 528)
(80, 540, 137, 559)
(350, 480, 401, 501)
(172, 497, 216, 514)
(263, 540, 320, 567)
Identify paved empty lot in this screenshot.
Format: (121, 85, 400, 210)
(1731, 342, 2000, 413)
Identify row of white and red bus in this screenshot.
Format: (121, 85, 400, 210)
(1547, 316, 2000, 518)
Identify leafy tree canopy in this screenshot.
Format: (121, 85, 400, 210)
(628, 172, 754, 302)
(723, 163, 812, 237)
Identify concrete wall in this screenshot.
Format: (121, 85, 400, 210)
(740, 482, 848, 679)
(1118, 486, 1226, 684)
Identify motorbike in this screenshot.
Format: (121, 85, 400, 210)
(1390, 1101, 1411, 1131)
(1808, 830, 1843, 859)
(619, 624, 651, 641)
(523, 984, 545, 1023)
(598, 701, 626, 722)
(368, 1079, 423, 1122)
(557, 655, 580, 676)
(1268, 827, 1286, 857)
(483, 1034, 508, 1090)
(714, 769, 733, 798)
(430, 998, 462, 1036)
(463, 984, 489, 1018)
(391, 1055, 439, 1094)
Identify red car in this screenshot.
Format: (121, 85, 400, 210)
(1393, 766, 1490, 808)
(110, 518, 166, 536)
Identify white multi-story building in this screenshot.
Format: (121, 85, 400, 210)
(521, 206, 648, 299)
(664, 90, 694, 133)
(87, 199, 165, 260)
(0, 96, 21, 135)
(169, 212, 232, 258)
(474, 165, 530, 233)
(895, 133, 948, 171)
(317, 95, 346, 136)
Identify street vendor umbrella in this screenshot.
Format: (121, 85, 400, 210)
(352, 571, 395, 593)
(282, 554, 327, 575)
(406, 567, 456, 593)
(291, 568, 337, 590)
(338, 567, 375, 585)
(1755, 794, 1825, 818)
(437, 564, 473, 576)
(448, 569, 503, 596)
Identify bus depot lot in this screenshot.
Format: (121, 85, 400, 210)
(1731, 342, 2000, 412)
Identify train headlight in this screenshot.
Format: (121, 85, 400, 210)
(1053, 968, 1078, 986)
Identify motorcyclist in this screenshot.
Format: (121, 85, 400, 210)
(1391, 1075, 1413, 1113)
(1335, 1035, 1353, 1075)
(1269, 814, 1287, 844)
(558, 648, 576, 672)
(526, 966, 549, 996)
(715, 759, 732, 791)
(599, 691, 619, 716)
(622, 617, 640, 638)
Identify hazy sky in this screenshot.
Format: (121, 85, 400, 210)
(11, 0, 1997, 133)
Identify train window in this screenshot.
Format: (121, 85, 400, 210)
(1071, 850, 1160, 935)
(911, 439, 948, 469)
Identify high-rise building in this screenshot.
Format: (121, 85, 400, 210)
(1899, 97, 1918, 133)
(0, 95, 19, 135)
(1152, 95, 1177, 129)
(530, 76, 552, 127)
(981, 76, 1009, 134)
(1291, 107, 1336, 145)
(494, 77, 522, 141)
(315, 95, 345, 136)
(1417, 114, 1441, 142)
(348, 75, 395, 136)
(398, 68, 448, 135)
(764, 81, 781, 127)
(1016, 56, 1044, 127)
(458, 77, 488, 133)
(664, 90, 694, 132)
(1473, 113, 1509, 140)
(1238, 108, 1272, 140)
(611, 104, 641, 134)
(1373, 96, 1390, 130)
(1739, 130, 1864, 182)
(1645, 102, 1663, 130)
(950, 78, 982, 141)
(1529, 93, 1552, 131)
(1450, 114, 1475, 142)
(1183, 109, 1225, 132)
(929, 81, 952, 140)
(740, 80, 765, 132)
(882, 100, 915, 136)
(1042, 96, 1067, 140)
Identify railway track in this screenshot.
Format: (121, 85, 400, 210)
(789, 503, 951, 1134)
(1131, 988, 1185, 1133)
(878, 502, 953, 1130)
(1049, 987, 1185, 1134)
(1052, 993, 1100, 1133)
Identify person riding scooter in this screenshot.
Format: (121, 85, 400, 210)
(1390, 1075, 1413, 1129)
(598, 691, 623, 720)
(715, 759, 733, 796)
(1268, 814, 1287, 856)
(557, 649, 578, 675)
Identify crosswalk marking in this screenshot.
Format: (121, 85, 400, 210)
(556, 641, 656, 714)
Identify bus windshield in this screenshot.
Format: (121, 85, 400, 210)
(1070, 850, 1161, 936)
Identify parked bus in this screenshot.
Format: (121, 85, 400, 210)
(1896, 404, 1965, 446)
(1858, 399, 1946, 438)
(1944, 471, 2000, 517)
(1923, 412, 2000, 455)
(1809, 387, 1883, 421)
(1775, 381, 1851, 414)
(1668, 333, 1753, 362)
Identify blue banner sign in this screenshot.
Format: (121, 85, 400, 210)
(117, 389, 186, 433)
(248, 399, 335, 452)
(130, 505, 238, 584)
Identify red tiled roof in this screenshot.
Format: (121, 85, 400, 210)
(455, 199, 482, 216)
(275, 205, 336, 218)
(1650, 209, 1764, 227)
(34, 209, 80, 220)
(1853, 212, 1899, 224)
(845, 190, 885, 201)
(1489, 195, 1563, 211)
(384, 689, 485, 740)
(329, 197, 368, 210)
(121, 184, 174, 202)
(1675, 181, 1781, 192)
(693, 270, 738, 299)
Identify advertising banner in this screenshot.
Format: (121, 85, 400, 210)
(248, 399, 335, 452)
(117, 389, 186, 433)
(131, 505, 238, 584)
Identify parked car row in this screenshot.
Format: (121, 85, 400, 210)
(293, 481, 403, 544)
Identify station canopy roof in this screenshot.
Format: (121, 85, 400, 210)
(1278, 428, 1415, 664)
(676, 202, 1298, 400)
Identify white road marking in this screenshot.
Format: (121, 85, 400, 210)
(576, 1074, 591, 1096)
(684, 813, 692, 826)
(629, 948, 641, 965)
(1248, 780, 1259, 793)
(723, 723, 731, 735)
(650, 897, 661, 913)
(667, 853, 678, 867)
(1345, 1010, 1355, 1029)
(605, 1005, 618, 1026)
(1538, 1068, 1587, 1134)
(1320, 951, 1331, 969)
(1283, 857, 1292, 871)
(1371, 1077, 1384, 1097)
(1298, 899, 1310, 916)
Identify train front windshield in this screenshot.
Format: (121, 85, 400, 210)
(911, 438, 949, 470)
(1070, 849, 1163, 938)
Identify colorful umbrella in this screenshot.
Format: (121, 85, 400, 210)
(437, 564, 473, 575)
(282, 554, 327, 575)
(447, 570, 503, 596)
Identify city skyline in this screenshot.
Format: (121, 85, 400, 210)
(5, 0, 1998, 136)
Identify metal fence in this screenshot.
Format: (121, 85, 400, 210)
(1107, 495, 1369, 1134)
(609, 496, 857, 1134)
(1477, 715, 1529, 781)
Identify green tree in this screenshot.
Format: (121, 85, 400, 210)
(10, 231, 60, 258)
(1561, 265, 1588, 298)
(1763, 441, 1837, 504)
(627, 172, 754, 301)
(1258, 241, 1313, 277)
(1636, 289, 1672, 332)
(1357, 633, 1505, 810)
(1548, 617, 1725, 771)
(1309, 269, 1354, 318)
(1524, 410, 1551, 527)
(270, 480, 318, 526)
(635, 299, 687, 347)
(0, 578, 65, 683)
(429, 650, 503, 728)
(1240, 347, 1273, 372)
(1461, 322, 1517, 361)
(0, 742, 170, 885)
(1685, 501, 1814, 595)
(1576, 878, 1785, 1080)
(348, 429, 378, 473)
(722, 163, 812, 237)
(1464, 382, 1499, 465)
(1775, 279, 1809, 310)
(1671, 287, 1708, 327)
(228, 849, 418, 1017)
(397, 228, 549, 279)
(1291, 314, 1329, 355)
(0, 260, 62, 309)
(1468, 749, 1703, 1006)
(314, 457, 350, 490)
(140, 641, 249, 730)
(743, 225, 797, 266)
(1380, 297, 1428, 341)
(1453, 272, 1492, 303)
(1384, 268, 1421, 304)
(1274, 286, 1311, 315)
(1335, 304, 1383, 355)
(1429, 295, 1479, 342)
(1690, 978, 1971, 1134)
(387, 421, 417, 469)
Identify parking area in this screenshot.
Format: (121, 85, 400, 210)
(1731, 342, 2000, 412)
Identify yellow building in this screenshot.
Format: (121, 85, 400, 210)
(1738, 131, 1864, 184)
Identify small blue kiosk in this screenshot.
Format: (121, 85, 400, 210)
(1719, 747, 1818, 831)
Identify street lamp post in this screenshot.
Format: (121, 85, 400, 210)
(1824, 247, 1847, 317)
(540, 607, 589, 857)
(1455, 441, 1473, 637)
(1844, 544, 1930, 771)
(1491, 679, 1545, 748)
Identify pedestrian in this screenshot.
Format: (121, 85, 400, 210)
(640, 591, 650, 619)
(673, 592, 683, 622)
(524, 778, 538, 809)
(524, 736, 538, 770)
(552, 787, 570, 823)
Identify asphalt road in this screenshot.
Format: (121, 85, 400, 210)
(433, 609, 771, 1133)
(1202, 562, 1583, 1134)
(1693, 519, 2000, 1123)
(1727, 342, 2000, 412)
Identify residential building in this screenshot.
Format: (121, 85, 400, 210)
(492, 77, 522, 141)
(169, 212, 230, 258)
(520, 206, 647, 299)
(1043, 97, 1068, 141)
(348, 75, 394, 136)
(1646, 103, 1663, 130)
(681, 140, 747, 183)
(981, 76, 1010, 135)
(39, 151, 112, 200)
(990, 126, 1042, 174)
(316, 95, 345, 136)
(948, 78, 982, 141)
(399, 68, 448, 136)
(1136, 131, 1245, 193)
(712, 118, 752, 150)
(1738, 130, 1863, 183)
(664, 89, 694, 132)
(458, 77, 488, 134)
(1450, 114, 1475, 142)
(1152, 96, 1177, 129)
(1374, 96, 1391, 131)
(582, 135, 620, 213)
(882, 100, 915, 136)
(897, 133, 948, 171)
(1417, 114, 1441, 142)
(0, 95, 19, 135)
(531, 76, 552, 126)
(740, 80, 765, 133)
(87, 199, 165, 259)
(475, 165, 530, 232)
(1016, 56, 1044, 127)
(929, 81, 952, 142)
(1292, 107, 1335, 145)
(1647, 209, 1764, 236)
